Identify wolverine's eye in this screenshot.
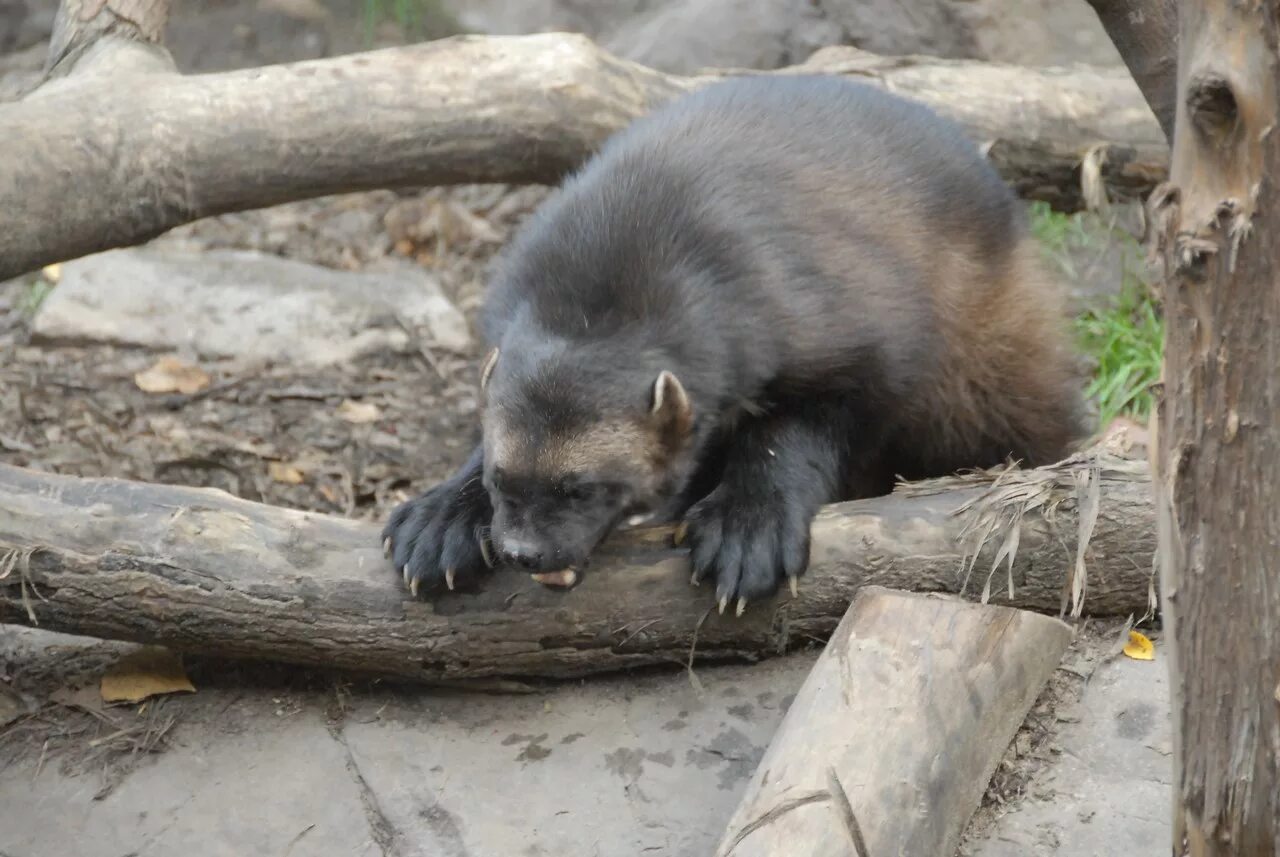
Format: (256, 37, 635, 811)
(562, 483, 594, 502)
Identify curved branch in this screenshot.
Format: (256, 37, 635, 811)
(0, 33, 1168, 281)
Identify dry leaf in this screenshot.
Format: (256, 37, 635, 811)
(268, 461, 306, 484)
(134, 356, 211, 395)
(1122, 630, 1155, 661)
(41, 262, 62, 283)
(336, 399, 380, 424)
(101, 646, 196, 704)
(318, 483, 340, 504)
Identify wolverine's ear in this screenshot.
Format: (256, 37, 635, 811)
(479, 347, 500, 391)
(650, 370, 693, 436)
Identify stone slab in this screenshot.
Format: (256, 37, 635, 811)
(31, 247, 470, 365)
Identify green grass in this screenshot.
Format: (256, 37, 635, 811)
(1075, 280, 1165, 426)
(359, 0, 460, 44)
(17, 277, 55, 317)
(1028, 201, 1165, 429)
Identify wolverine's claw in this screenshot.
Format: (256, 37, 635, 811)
(383, 537, 392, 558)
(690, 570, 701, 586)
(736, 597, 747, 617)
(409, 577, 420, 597)
(673, 521, 689, 547)
(718, 595, 729, 615)
(402, 565, 411, 586)
(445, 568, 456, 590)
(789, 576, 799, 598)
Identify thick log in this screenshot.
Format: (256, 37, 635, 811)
(0, 452, 1152, 683)
(714, 587, 1073, 857)
(0, 31, 1169, 282)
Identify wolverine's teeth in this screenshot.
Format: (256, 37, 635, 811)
(625, 513, 655, 529)
(789, 576, 799, 598)
(383, 537, 392, 558)
(531, 569, 578, 588)
(736, 597, 747, 617)
(445, 568, 456, 590)
(478, 537, 495, 568)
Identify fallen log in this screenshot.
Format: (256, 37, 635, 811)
(0, 452, 1152, 682)
(714, 587, 1073, 857)
(1, 24, 1169, 281)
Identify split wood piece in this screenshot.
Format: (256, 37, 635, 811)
(714, 586, 1074, 857)
(0, 29, 1170, 282)
(0, 453, 1151, 683)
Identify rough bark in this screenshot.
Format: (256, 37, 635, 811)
(0, 454, 1152, 683)
(1083, 0, 1179, 141)
(714, 587, 1073, 857)
(0, 31, 1168, 282)
(1147, 1, 1280, 853)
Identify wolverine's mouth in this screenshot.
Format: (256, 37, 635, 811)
(530, 567, 580, 588)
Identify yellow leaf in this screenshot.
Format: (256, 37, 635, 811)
(268, 461, 306, 484)
(101, 646, 196, 704)
(336, 399, 380, 424)
(134, 356, 211, 395)
(1122, 630, 1155, 661)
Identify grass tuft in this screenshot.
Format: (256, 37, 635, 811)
(1075, 281, 1164, 426)
(1028, 201, 1165, 429)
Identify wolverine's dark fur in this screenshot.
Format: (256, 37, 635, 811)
(383, 75, 1086, 609)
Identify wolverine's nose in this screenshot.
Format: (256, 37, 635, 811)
(499, 538, 544, 570)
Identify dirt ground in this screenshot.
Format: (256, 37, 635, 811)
(0, 184, 553, 527)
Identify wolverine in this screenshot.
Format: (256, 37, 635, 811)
(382, 75, 1086, 614)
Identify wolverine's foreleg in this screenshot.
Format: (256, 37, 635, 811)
(681, 395, 889, 614)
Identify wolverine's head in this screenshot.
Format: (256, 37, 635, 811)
(476, 340, 697, 586)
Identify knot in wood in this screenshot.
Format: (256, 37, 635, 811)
(1187, 73, 1240, 141)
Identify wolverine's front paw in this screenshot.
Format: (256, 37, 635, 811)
(381, 477, 493, 596)
(681, 484, 811, 615)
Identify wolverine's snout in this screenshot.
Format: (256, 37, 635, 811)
(497, 534, 549, 571)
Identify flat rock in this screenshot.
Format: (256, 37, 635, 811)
(961, 643, 1173, 857)
(339, 656, 810, 857)
(0, 635, 813, 857)
(31, 247, 470, 365)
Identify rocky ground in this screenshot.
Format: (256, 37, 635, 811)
(0, 1, 1171, 854)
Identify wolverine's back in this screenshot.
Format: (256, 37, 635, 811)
(483, 75, 1084, 476)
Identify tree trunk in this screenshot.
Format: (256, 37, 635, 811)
(1149, 1, 1280, 853)
(0, 29, 1167, 282)
(0, 453, 1152, 683)
(1083, 0, 1179, 142)
(713, 587, 1073, 857)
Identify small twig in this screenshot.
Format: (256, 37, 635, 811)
(720, 790, 831, 853)
(615, 618, 660, 649)
(283, 824, 317, 857)
(686, 607, 713, 692)
(826, 767, 872, 857)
